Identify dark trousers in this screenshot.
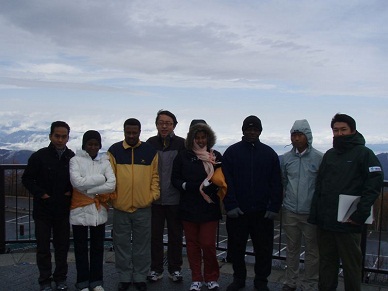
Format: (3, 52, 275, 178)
(35, 216, 70, 286)
(72, 224, 105, 289)
(150, 204, 183, 273)
(226, 211, 274, 284)
(317, 228, 362, 291)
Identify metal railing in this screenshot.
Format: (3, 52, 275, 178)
(1, 164, 388, 283)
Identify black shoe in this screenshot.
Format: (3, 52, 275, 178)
(134, 282, 147, 291)
(254, 280, 269, 291)
(226, 281, 245, 291)
(40, 284, 53, 291)
(282, 284, 297, 291)
(55, 282, 68, 291)
(117, 282, 131, 291)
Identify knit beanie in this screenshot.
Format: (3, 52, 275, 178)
(242, 115, 262, 132)
(82, 130, 102, 150)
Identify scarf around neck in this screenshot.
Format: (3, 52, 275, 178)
(192, 140, 217, 203)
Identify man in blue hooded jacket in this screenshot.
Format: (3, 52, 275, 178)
(281, 119, 323, 291)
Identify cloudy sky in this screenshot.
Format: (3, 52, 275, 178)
(0, 0, 387, 154)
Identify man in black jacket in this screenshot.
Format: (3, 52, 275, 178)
(22, 121, 74, 291)
(309, 113, 383, 291)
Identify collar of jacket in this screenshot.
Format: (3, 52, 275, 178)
(122, 139, 141, 149)
(241, 137, 261, 147)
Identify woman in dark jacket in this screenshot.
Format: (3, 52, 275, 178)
(172, 119, 222, 291)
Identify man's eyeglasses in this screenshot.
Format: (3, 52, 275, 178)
(157, 121, 174, 127)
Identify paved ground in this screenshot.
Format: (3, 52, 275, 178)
(1, 249, 388, 291)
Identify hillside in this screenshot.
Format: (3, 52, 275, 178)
(0, 149, 34, 164)
(1, 150, 387, 180)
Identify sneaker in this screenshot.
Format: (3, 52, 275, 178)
(93, 286, 105, 291)
(147, 271, 163, 282)
(189, 281, 202, 291)
(56, 282, 68, 290)
(206, 281, 219, 290)
(79, 288, 89, 291)
(168, 271, 183, 282)
(40, 285, 53, 291)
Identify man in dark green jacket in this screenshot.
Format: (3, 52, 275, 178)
(309, 113, 383, 291)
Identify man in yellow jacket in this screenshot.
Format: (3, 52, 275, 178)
(108, 118, 160, 291)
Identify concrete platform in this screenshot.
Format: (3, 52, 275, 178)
(0, 250, 387, 290)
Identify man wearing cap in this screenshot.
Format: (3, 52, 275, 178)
(281, 119, 323, 291)
(222, 115, 283, 291)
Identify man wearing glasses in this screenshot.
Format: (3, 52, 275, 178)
(146, 110, 186, 283)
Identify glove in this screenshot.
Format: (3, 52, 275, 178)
(264, 211, 278, 220)
(227, 207, 244, 218)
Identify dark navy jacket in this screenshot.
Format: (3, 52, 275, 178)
(222, 139, 282, 214)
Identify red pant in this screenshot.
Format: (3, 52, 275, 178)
(182, 220, 219, 282)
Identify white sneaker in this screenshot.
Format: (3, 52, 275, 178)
(190, 281, 202, 291)
(147, 271, 163, 282)
(79, 289, 89, 291)
(206, 281, 219, 290)
(93, 286, 104, 291)
(168, 270, 183, 282)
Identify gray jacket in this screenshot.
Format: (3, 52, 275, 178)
(281, 119, 323, 214)
(147, 133, 185, 205)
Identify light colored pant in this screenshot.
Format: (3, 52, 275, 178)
(282, 209, 319, 290)
(113, 207, 151, 283)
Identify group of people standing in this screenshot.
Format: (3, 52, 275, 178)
(21, 111, 383, 291)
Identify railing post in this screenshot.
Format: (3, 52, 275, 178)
(0, 166, 5, 254)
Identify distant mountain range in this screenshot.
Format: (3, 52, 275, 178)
(1, 148, 387, 180)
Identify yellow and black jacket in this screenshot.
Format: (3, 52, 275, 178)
(108, 140, 160, 213)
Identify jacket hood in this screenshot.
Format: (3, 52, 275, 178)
(75, 149, 108, 161)
(185, 123, 216, 150)
(290, 119, 313, 148)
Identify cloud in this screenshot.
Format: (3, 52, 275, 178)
(0, 0, 387, 153)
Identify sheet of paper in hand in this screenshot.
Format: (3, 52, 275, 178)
(337, 194, 373, 224)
